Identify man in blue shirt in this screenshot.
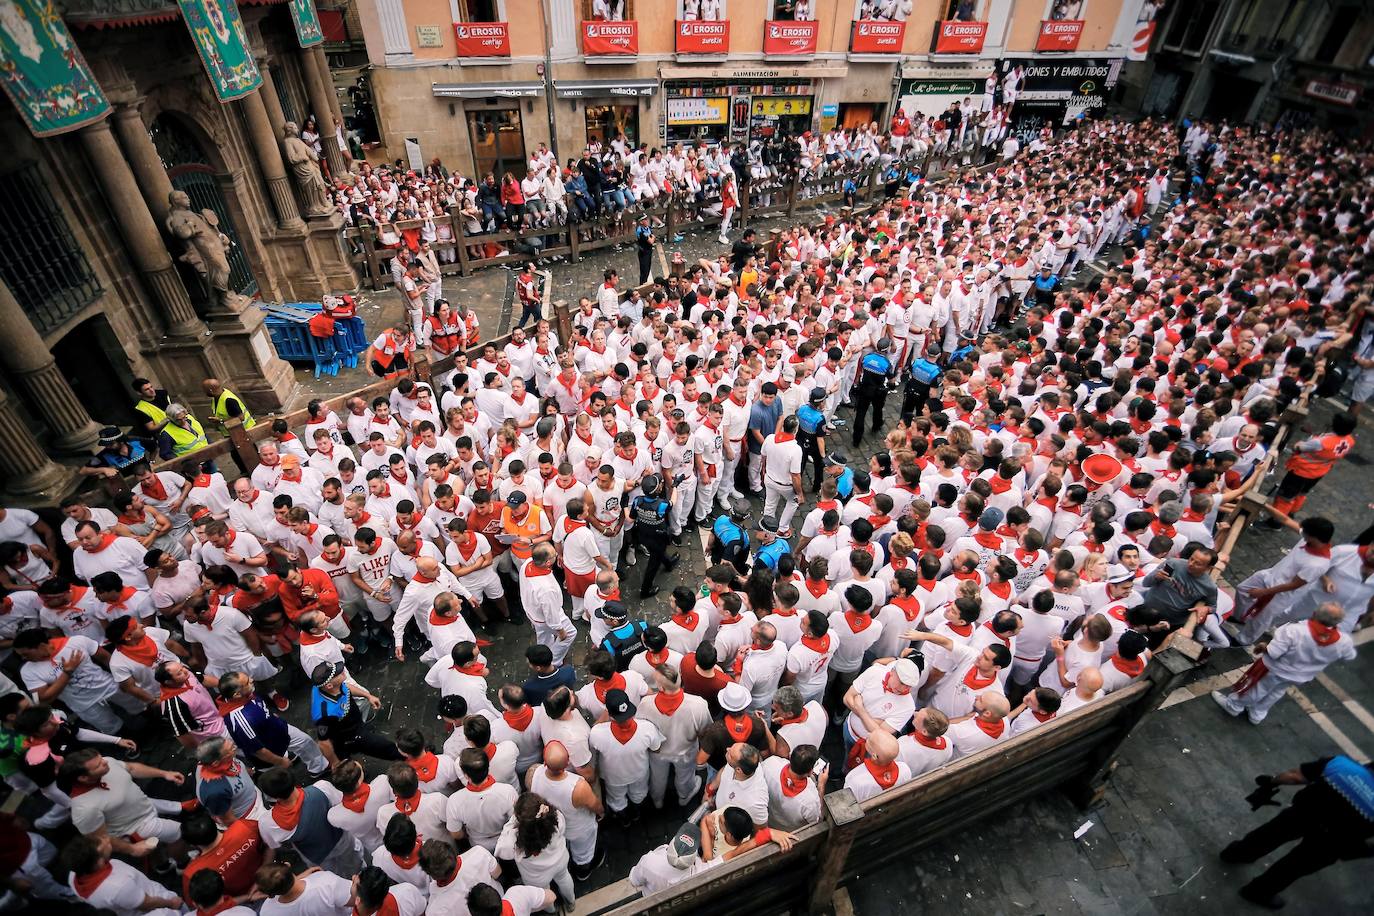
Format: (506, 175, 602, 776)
(521, 643, 577, 706)
(852, 336, 896, 448)
(308, 661, 399, 763)
(710, 499, 751, 576)
(796, 388, 828, 493)
(218, 671, 329, 775)
(746, 382, 784, 495)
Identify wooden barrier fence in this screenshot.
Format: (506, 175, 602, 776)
(576, 646, 1199, 916)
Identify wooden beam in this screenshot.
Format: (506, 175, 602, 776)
(807, 790, 864, 916)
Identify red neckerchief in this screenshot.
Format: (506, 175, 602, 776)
(864, 758, 900, 790)
(592, 672, 626, 704)
(354, 894, 402, 916)
(987, 475, 1014, 494)
(1013, 547, 1040, 567)
(610, 719, 639, 744)
(451, 661, 485, 677)
(408, 751, 441, 782)
(1031, 707, 1057, 722)
(271, 788, 305, 829)
(653, 691, 685, 715)
(1308, 619, 1341, 646)
(868, 514, 892, 529)
(341, 782, 372, 812)
(986, 580, 1012, 600)
(974, 531, 1002, 550)
(723, 713, 755, 742)
(73, 862, 114, 899)
(952, 568, 980, 582)
(775, 432, 796, 444)
(391, 838, 422, 870)
(890, 596, 921, 622)
(466, 775, 496, 793)
(947, 621, 973, 638)
(804, 578, 829, 599)
(199, 756, 240, 778)
(1110, 654, 1145, 676)
(159, 681, 194, 703)
(524, 563, 554, 579)
(502, 705, 534, 731)
(85, 533, 119, 553)
(964, 665, 997, 690)
(801, 632, 830, 654)
(1150, 519, 1175, 538)
(68, 779, 108, 798)
(1304, 543, 1332, 558)
(118, 634, 161, 667)
(912, 730, 947, 750)
(140, 474, 168, 502)
(1180, 509, 1206, 523)
(974, 716, 1006, 738)
(299, 631, 328, 646)
(394, 790, 422, 815)
(670, 611, 700, 631)
(780, 766, 809, 797)
(844, 610, 872, 633)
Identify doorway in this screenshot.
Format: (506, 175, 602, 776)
(51, 317, 136, 428)
(466, 108, 527, 182)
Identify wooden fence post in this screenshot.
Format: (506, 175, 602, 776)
(224, 418, 261, 474)
(411, 349, 432, 386)
(806, 789, 865, 916)
(767, 228, 782, 263)
(451, 206, 472, 278)
(553, 299, 572, 347)
(1066, 644, 1201, 809)
(787, 168, 802, 217)
(360, 224, 384, 292)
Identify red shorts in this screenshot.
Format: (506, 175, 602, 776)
(565, 567, 597, 598)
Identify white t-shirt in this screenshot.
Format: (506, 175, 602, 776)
(107, 627, 177, 697)
(260, 871, 354, 916)
(69, 858, 175, 916)
(0, 508, 42, 546)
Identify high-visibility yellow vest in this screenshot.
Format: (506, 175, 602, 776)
(133, 399, 167, 429)
(163, 417, 209, 455)
(211, 388, 256, 430)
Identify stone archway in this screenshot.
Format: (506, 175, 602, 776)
(150, 112, 260, 297)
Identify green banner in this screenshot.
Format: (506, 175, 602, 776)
(289, 0, 323, 48)
(177, 0, 261, 102)
(0, 0, 111, 137)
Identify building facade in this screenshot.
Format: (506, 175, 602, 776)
(0, 0, 359, 500)
(1119, 0, 1374, 131)
(352, 0, 1148, 175)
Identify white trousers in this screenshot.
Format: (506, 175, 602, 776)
(567, 825, 598, 866)
(288, 722, 330, 775)
(648, 752, 700, 807)
(747, 451, 764, 492)
(1219, 671, 1295, 724)
(764, 478, 800, 532)
(670, 476, 697, 536)
(594, 530, 625, 568)
(535, 621, 575, 666)
(695, 470, 722, 521)
(719, 445, 744, 504)
(603, 774, 650, 811)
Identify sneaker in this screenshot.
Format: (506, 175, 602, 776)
(1210, 689, 1240, 716)
(697, 517, 714, 530)
(672, 233, 684, 243)
(270, 692, 290, 712)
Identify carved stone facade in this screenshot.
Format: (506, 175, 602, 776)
(0, 2, 358, 499)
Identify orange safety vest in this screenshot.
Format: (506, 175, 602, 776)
(501, 503, 545, 561)
(1285, 433, 1355, 479)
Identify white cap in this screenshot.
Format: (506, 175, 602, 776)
(718, 682, 751, 713)
(893, 657, 922, 687)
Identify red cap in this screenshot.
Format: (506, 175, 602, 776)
(1081, 454, 1123, 485)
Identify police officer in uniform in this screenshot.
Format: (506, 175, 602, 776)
(709, 498, 751, 576)
(753, 516, 792, 572)
(635, 215, 656, 286)
(831, 455, 855, 502)
(1223, 754, 1374, 907)
(598, 599, 651, 672)
(632, 474, 678, 599)
(852, 337, 897, 448)
(797, 388, 829, 494)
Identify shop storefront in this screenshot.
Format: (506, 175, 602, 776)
(662, 77, 815, 145)
(432, 81, 542, 179)
(895, 70, 991, 119)
(554, 79, 657, 152)
(1003, 58, 1120, 142)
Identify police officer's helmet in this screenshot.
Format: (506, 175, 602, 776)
(876, 337, 892, 352)
(809, 387, 827, 403)
(641, 474, 662, 497)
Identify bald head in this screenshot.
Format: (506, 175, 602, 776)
(978, 692, 1011, 721)
(1314, 602, 1344, 628)
(1076, 667, 1104, 697)
(416, 556, 440, 578)
(866, 730, 899, 765)
(543, 740, 569, 773)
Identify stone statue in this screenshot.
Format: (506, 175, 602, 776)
(282, 120, 335, 217)
(165, 190, 249, 313)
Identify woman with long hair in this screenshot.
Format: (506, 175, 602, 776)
(495, 792, 575, 905)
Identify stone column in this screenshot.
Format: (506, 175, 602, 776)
(259, 61, 289, 136)
(78, 119, 203, 337)
(0, 281, 103, 453)
(299, 46, 347, 177)
(0, 387, 73, 499)
(239, 89, 307, 231)
(110, 102, 175, 225)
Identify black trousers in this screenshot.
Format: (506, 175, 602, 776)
(798, 433, 824, 493)
(637, 528, 674, 598)
(851, 384, 887, 448)
(333, 724, 403, 762)
(638, 250, 654, 285)
(1225, 805, 1345, 898)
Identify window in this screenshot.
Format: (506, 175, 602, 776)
(1314, 6, 1358, 62)
(457, 0, 501, 21)
(583, 0, 635, 20)
(772, 0, 814, 20)
(1049, 0, 1083, 20)
(945, 0, 985, 21)
(0, 162, 103, 335)
(854, 1, 912, 22)
(1268, 0, 1308, 51)
(681, 1, 726, 20)
(1163, 0, 1221, 54)
(585, 104, 639, 146)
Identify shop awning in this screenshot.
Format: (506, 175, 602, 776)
(554, 79, 657, 99)
(432, 82, 543, 99)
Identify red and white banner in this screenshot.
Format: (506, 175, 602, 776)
(851, 20, 905, 54)
(1035, 19, 1083, 52)
(453, 21, 511, 57)
(1127, 20, 1156, 61)
(582, 20, 638, 55)
(676, 19, 729, 54)
(763, 19, 819, 56)
(932, 20, 987, 54)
